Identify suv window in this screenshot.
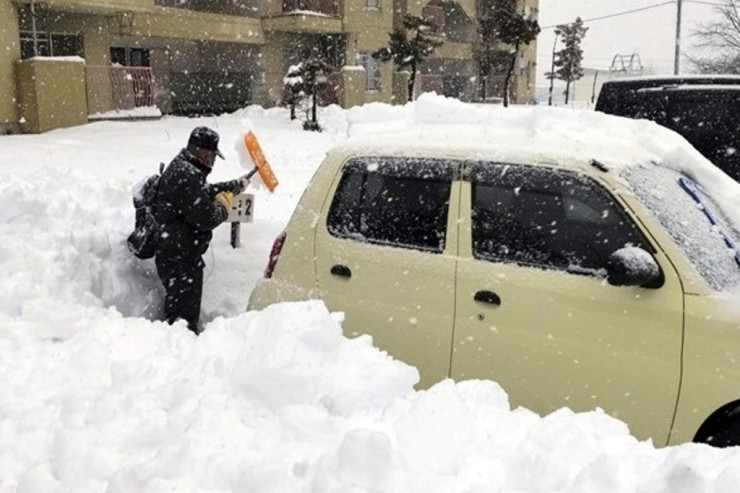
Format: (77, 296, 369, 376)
(470, 163, 652, 272)
(595, 79, 740, 182)
(327, 157, 453, 253)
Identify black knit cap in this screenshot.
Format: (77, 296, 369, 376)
(188, 126, 224, 159)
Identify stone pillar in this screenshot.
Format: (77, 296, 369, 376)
(338, 66, 366, 109)
(17, 58, 88, 133)
(84, 26, 114, 116)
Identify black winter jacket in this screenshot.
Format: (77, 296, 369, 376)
(153, 149, 240, 264)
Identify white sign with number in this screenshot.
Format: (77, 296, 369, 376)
(227, 193, 254, 223)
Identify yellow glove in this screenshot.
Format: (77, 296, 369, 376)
(214, 191, 234, 210)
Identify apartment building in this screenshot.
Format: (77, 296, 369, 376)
(0, 0, 538, 133)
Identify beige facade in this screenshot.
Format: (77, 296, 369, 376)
(1, 0, 539, 133)
(1, 0, 21, 132)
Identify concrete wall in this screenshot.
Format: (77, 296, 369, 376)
(262, 31, 289, 106)
(338, 66, 366, 108)
(32, 0, 155, 11)
(518, 0, 538, 103)
(16, 58, 88, 133)
(394, 70, 410, 103)
(84, 25, 115, 115)
(134, 8, 264, 44)
(0, 0, 20, 133)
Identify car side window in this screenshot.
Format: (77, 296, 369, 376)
(470, 163, 652, 272)
(327, 157, 453, 253)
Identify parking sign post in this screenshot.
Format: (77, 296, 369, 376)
(226, 193, 254, 249)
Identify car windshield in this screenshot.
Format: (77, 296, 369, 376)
(622, 164, 740, 291)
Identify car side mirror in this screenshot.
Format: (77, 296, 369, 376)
(606, 247, 663, 288)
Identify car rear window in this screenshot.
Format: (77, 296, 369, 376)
(623, 164, 740, 291)
(327, 156, 453, 253)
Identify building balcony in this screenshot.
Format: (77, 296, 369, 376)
(261, 0, 342, 33)
(283, 0, 338, 15)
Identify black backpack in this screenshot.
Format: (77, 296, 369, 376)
(127, 163, 165, 259)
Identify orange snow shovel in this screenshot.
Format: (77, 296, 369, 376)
(243, 131, 279, 193)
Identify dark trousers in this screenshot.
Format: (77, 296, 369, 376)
(155, 255, 203, 334)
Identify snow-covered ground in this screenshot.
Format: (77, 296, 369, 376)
(2, 95, 740, 492)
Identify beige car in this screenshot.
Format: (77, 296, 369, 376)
(249, 122, 740, 447)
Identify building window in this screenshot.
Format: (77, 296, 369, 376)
(421, 5, 444, 30)
(111, 47, 151, 67)
(366, 0, 380, 9)
(50, 34, 84, 57)
(20, 31, 82, 59)
(359, 53, 380, 91)
(20, 31, 49, 58)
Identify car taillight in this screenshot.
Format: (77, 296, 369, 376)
(264, 231, 286, 279)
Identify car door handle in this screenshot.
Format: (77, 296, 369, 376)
(474, 290, 501, 306)
(330, 264, 352, 278)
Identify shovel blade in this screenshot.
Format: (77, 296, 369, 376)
(244, 131, 279, 193)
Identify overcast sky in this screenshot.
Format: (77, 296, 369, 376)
(536, 0, 722, 85)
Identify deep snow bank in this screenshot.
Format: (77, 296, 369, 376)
(2, 96, 740, 492)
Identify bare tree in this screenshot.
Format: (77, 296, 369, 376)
(689, 0, 740, 74)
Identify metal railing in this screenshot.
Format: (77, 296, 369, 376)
(110, 65, 154, 108)
(88, 65, 155, 113)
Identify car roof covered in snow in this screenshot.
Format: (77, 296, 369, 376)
(331, 94, 740, 231)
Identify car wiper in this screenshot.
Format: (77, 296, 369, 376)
(678, 177, 740, 268)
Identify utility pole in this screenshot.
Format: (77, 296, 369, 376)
(674, 0, 682, 74)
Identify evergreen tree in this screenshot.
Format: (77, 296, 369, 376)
(373, 14, 444, 102)
(282, 58, 332, 131)
(283, 64, 306, 121)
(553, 17, 588, 104)
(478, 0, 539, 107)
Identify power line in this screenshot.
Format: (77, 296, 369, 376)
(684, 0, 725, 6)
(540, 1, 675, 29)
(540, 0, 725, 30)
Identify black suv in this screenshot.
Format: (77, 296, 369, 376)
(595, 76, 740, 182)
